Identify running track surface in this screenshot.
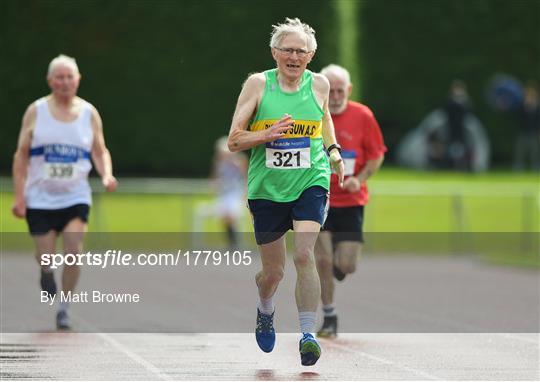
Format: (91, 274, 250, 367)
(1, 253, 538, 381)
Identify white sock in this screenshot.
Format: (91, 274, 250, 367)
(299, 311, 316, 334)
(258, 297, 274, 315)
(58, 300, 70, 313)
(323, 304, 336, 317)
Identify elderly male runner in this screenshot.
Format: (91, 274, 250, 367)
(315, 64, 386, 337)
(228, 18, 344, 366)
(12, 54, 117, 330)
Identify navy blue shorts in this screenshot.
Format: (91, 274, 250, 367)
(248, 186, 329, 245)
(322, 206, 364, 243)
(26, 204, 90, 235)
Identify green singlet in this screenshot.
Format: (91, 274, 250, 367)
(247, 68, 330, 202)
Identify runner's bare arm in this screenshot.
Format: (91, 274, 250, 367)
(358, 155, 384, 183)
(90, 107, 117, 192)
(228, 73, 294, 152)
(313, 74, 344, 187)
(11, 103, 36, 218)
(343, 155, 384, 193)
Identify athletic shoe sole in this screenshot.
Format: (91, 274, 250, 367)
(300, 338, 321, 366)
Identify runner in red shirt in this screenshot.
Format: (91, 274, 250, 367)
(315, 64, 386, 337)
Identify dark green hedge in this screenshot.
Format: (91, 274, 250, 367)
(360, 0, 540, 164)
(1, 0, 337, 176)
(3, 0, 536, 175)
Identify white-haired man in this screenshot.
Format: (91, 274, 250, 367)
(12, 54, 117, 330)
(228, 18, 344, 366)
(315, 64, 386, 337)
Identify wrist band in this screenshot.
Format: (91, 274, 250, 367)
(327, 144, 342, 155)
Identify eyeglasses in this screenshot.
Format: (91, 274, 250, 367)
(275, 47, 311, 58)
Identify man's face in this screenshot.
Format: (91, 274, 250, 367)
(272, 32, 314, 80)
(47, 64, 80, 98)
(327, 74, 352, 115)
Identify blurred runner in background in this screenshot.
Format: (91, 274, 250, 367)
(315, 64, 386, 338)
(513, 82, 540, 171)
(211, 136, 247, 248)
(12, 54, 117, 330)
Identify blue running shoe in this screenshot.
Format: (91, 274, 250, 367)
(299, 333, 321, 366)
(255, 309, 275, 353)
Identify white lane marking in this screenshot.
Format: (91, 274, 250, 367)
(94, 332, 172, 381)
(73, 314, 172, 381)
(322, 338, 441, 381)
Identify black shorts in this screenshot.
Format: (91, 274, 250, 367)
(26, 204, 90, 235)
(248, 186, 329, 245)
(321, 206, 364, 243)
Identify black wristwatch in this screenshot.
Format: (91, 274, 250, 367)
(327, 143, 342, 155)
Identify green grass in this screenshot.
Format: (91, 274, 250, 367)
(1, 169, 538, 267)
(372, 168, 539, 182)
(1, 169, 538, 233)
(2, 192, 537, 233)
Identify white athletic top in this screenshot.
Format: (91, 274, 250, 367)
(216, 159, 245, 197)
(25, 98, 94, 209)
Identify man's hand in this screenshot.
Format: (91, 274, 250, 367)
(102, 175, 118, 192)
(11, 197, 26, 218)
(264, 114, 294, 142)
(330, 151, 344, 188)
(343, 176, 361, 193)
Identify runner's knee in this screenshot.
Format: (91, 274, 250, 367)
(294, 246, 315, 268)
(316, 255, 332, 271)
(262, 267, 284, 285)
